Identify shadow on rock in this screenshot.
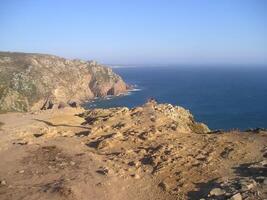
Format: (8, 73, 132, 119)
(35, 119, 90, 129)
(187, 178, 219, 200)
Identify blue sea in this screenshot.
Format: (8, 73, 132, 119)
(84, 66, 267, 130)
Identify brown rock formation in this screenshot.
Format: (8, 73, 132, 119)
(0, 52, 128, 112)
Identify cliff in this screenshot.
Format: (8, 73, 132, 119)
(0, 52, 128, 112)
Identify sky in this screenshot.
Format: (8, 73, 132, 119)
(0, 0, 267, 66)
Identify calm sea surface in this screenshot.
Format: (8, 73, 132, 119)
(84, 66, 267, 130)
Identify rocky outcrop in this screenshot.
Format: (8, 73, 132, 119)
(0, 102, 266, 200)
(80, 100, 210, 134)
(0, 52, 128, 112)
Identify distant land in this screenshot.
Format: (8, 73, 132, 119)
(0, 52, 129, 112)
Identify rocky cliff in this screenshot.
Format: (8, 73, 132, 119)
(0, 52, 128, 112)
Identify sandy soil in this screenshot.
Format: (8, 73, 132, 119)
(0, 103, 266, 200)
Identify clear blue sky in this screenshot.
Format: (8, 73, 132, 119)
(0, 0, 266, 66)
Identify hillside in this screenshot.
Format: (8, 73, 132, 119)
(0, 52, 128, 112)
(0, 101, 266, 200)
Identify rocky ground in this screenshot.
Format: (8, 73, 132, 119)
(0, 101, 266, 200)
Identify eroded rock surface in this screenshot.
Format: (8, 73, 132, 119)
(0, 102, 266, 200)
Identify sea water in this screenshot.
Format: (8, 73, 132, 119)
(84, 66, 267, 130)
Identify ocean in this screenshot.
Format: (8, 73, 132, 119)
(84, 66, 267, 130)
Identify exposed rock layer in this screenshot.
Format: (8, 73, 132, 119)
(0, 102, 266, 200)
(0, 52, 128, 112)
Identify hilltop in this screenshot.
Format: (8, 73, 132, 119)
(0, 101, 266, 200)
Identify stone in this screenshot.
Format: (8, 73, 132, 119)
(158, 181, 169, 191)
(230, 193, 242, 200)
(33, 133, 44, 138)
(96, 167, 109, 175)
(0, 180, 7, 185)
(132, 174, 140, 179)
(209, 188, 225, 196)
(70, 161, 76, 166)
(58, 102, 67, 109)
(241, 180, 256, 190)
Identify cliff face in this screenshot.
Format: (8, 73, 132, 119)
(0, 52, 128, 112)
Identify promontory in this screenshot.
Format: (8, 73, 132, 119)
(0, 52, 128, 112)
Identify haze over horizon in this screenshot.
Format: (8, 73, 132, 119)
(0, 0, 266, 66)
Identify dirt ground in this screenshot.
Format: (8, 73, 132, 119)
(0, 103, 266, 200)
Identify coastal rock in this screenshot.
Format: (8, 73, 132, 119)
(209, 188, 225, 196)
(230, 193, 242, 200)
(0, 52, 128, 112)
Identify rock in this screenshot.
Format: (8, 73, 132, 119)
(132, 174, 140, 179)
(18, 170, 25, 174)
(33, 133, 44, 138)
(158, 181, 169, 191)
(0, 52, 128, 112)
(209, 188, 225, 196)
(0, 180, 7, 186)
(260, 160, 267, 167)
(241, 180, 257, 190)
(255, 176, 265, 183)
(70, 161, 76, 166)
(230, 193, 242, 200)
(41, 99, 54, 110)
(150, 115, 156, 122)
(128, 161, 140, 167)
(16, 141, 28, 145)
(68, 100, 78, 108)
(170, 123, 177, 131)
(58, 102, 67, 109)
(96, 167, 109, 175)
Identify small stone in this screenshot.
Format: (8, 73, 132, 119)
(170, 123, 177, 130)
(209, 188, 225, 196)
(96, 167, 109, 175)
(158, 181, 169, 191)
(132, 174, 140, 179)
(196, 154, 206, 161)
(70, 161, 76, 166)
(1, 180, 7, 185)
(17, 141, 28, 145)
(128, 161, 140, 167)
(241, 180, 256, 190)
(260, 160, 267, 167)
(230, 193, 242, 200)
(150, 115, 156, 122)
(255, 176, 265, 183)
(18, 170, 25, 174)
(33, 133, 44, 138)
